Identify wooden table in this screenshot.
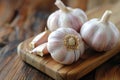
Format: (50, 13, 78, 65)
(0, 1, 120, 80)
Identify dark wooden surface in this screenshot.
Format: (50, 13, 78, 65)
(0, 0, 120, 80)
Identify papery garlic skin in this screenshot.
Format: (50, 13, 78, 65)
(30, 43, 49, 57)
(47, 28, 85, 64)
(29, 30, 51, 49)
(80, 10, 120, 51)
(47, 0, 87, 32)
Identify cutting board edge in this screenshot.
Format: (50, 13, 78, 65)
(17, 38, 120, 80)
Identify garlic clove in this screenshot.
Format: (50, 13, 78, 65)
(30, 43, 49, 57)
(49, 43, 75, 64)
(29, 30, 51, 49)
(72, 8, 88, 24)
(47, 11, 60, 31)
(61, 50, 75, 64)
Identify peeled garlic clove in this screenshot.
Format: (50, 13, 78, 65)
(29, 30, 51, 49)
(47, 28, 85, 64)
(30, 43, 49, 57)
(80, 10, 120, 51)
(47, 0, 87, 32)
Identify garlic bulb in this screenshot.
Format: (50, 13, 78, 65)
(80, 10, 120, 51)
(47, 0, 87, 32)
(47, 28, 85, 64)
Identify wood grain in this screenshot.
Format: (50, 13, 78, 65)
(17, 38, 120, 80)
(95, 53, 120, 80)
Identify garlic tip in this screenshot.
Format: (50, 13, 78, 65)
(29, 42, 35, 49)
(38, 52, 43, 57)
(55, 0, 68, 12)
(29, 50, 43, 57)
(105, 10, 112, 14)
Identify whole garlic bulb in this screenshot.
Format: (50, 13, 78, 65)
(47, 0, 87, 32)
(47, 28, 85, 64)
(80, 10, 120, 51)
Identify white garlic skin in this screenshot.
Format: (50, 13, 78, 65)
(47, 0, 87, 32)
(47, 28, 85, 64)
(80, 18, 120, 51)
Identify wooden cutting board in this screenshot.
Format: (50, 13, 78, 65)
(17, 37, 120, 80)
(17, 2, 120, 80)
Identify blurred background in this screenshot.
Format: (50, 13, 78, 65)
(0, 0, 119, 80)
(0, 0, 119, 42)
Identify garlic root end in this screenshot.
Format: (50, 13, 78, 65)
(64, 34, 79, 50)
(68, 37, 76, 46)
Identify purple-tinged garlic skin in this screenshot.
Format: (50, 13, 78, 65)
(30, 43, 48, 57)
(80, 10, 120, 52)
(29, 30, 51, 49)
(47, 28, 85, 64)
(47, 0, 87, 32)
